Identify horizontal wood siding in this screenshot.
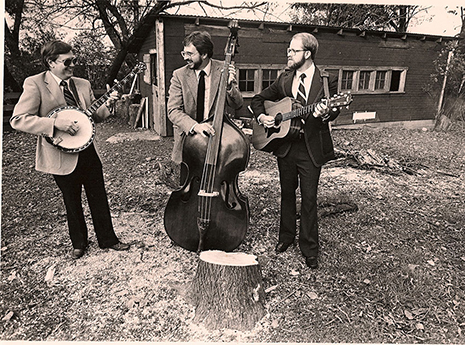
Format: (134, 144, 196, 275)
(143, 16, 449, 134)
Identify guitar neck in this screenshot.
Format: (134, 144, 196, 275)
(281, 102, 318, 121)
(84, 71, 137, 116)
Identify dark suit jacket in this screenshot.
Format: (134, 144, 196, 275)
(251, 66, 339, 167)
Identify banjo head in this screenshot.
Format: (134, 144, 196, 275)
(48, 107, 95, 153)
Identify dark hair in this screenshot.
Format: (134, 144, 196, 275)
(292, 32, 319, 60)
(183, 31, 214, 58)
(41, 40, 73, 70)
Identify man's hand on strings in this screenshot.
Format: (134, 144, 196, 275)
(105, 81, 120, 108)
(192, 123, 215, 137)
(227, 63, 237, 89)
(55, 118, 80, 136)
(313, 101, 331, 120)
(258, 114, 275, 128)
(292, 98, 304, 110)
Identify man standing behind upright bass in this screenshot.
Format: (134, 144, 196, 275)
(167, 30, 243, 183)
(251, 32, 340, 269)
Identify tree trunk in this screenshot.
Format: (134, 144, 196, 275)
(189, 250, 266, 331)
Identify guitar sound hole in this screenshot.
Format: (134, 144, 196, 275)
(275, 113, 283, 126)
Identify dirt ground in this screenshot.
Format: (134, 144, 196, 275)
(1, 117, 464, 342)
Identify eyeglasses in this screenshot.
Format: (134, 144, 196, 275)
(181, 51, 198, 58)
(287, 48, 308, 56)
(56, 57, 78, 67)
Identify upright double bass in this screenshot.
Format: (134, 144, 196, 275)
(163, 21, 250, 253)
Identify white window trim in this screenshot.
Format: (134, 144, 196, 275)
(321, 65, 408, 95)
(236, 64, 285, 97)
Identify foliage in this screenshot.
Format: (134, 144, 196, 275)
(3, 0, 269, 88)
(289, 3, 425, 32)
(69, 32, 124, 89)
(424, 7, 465, 124)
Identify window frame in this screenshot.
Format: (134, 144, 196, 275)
(235, 64, 285, 97)
(320, 65, 408, 95)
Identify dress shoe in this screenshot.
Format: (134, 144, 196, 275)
(305, 256, 318, 269)
(275, 242, 292, 254)
(109, 242, 130, 251)
(71, 248, 85, 259)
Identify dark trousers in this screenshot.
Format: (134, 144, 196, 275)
(53, 144, 119, 249)
(277, 139, 321, 257)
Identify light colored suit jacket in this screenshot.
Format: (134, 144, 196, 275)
(167, 59, 243, 164)
(10, 71, 110, 175)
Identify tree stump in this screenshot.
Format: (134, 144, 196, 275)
(189, 250, 266, 331)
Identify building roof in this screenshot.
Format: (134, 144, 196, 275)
(128, 13, 456, 53)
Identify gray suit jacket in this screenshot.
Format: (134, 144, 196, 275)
(10, 71, 110, 175)
(167, 59, 243, 164)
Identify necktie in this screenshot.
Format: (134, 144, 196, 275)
(60, 80, 77, 106)
(296, 73, 307, 106)
(196, 70, 206, 122)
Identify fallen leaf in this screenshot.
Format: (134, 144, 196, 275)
(363, 279, 370, 285)
(405, 310, 414, 320)
(7, 271, 17, 282)
(44, 264, 56, 282)
(427, 260, 435, 266)
(265, 285, 278, 293)
(290, 269, 299, 276)
(2, 311, 14, 322)
(307, 291, 318, 300)
(271, 319, 279, 328)
(416, 323, 424, 330)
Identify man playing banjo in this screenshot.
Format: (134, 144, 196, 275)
(10, 40, 130, 259)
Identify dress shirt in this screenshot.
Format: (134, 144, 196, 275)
(292, 63, 315, 104)
(50, 72, 68, 92)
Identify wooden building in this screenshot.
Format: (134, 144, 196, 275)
(128, 14, 455, 136)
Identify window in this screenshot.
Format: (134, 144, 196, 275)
(320, 66, 408, 94)
(236, 65, 284, 96)
(239, 69, 256, 92)
(390, 70, 402, 91)
(341, 70, 355, 90)
(150, 54, 157, 85)
(359, 71, 371, 90)
(262, 69, 278, 90)
(375, 71, 386, 90)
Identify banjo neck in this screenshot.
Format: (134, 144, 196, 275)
(84, 62, 147, 116)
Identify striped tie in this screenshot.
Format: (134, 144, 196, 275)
(296, 73, 307, 106)
(60, 80, 77, 106)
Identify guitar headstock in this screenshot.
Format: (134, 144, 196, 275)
(327, 92, 353, 109)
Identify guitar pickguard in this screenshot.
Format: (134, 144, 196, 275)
(265, 126, 281, 138)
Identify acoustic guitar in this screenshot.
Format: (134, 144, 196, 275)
(252, 93, 353, 152)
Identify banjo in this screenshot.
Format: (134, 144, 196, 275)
(46, 62, 147, 153)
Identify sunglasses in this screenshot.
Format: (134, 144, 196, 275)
(56, 57, 78, 67)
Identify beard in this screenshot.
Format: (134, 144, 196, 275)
(187, 57, 203, 70)
(288, 55, 306, 70)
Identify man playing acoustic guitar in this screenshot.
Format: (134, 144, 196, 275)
(11, 40, 130, 259)
(251, 32, 340, 269)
